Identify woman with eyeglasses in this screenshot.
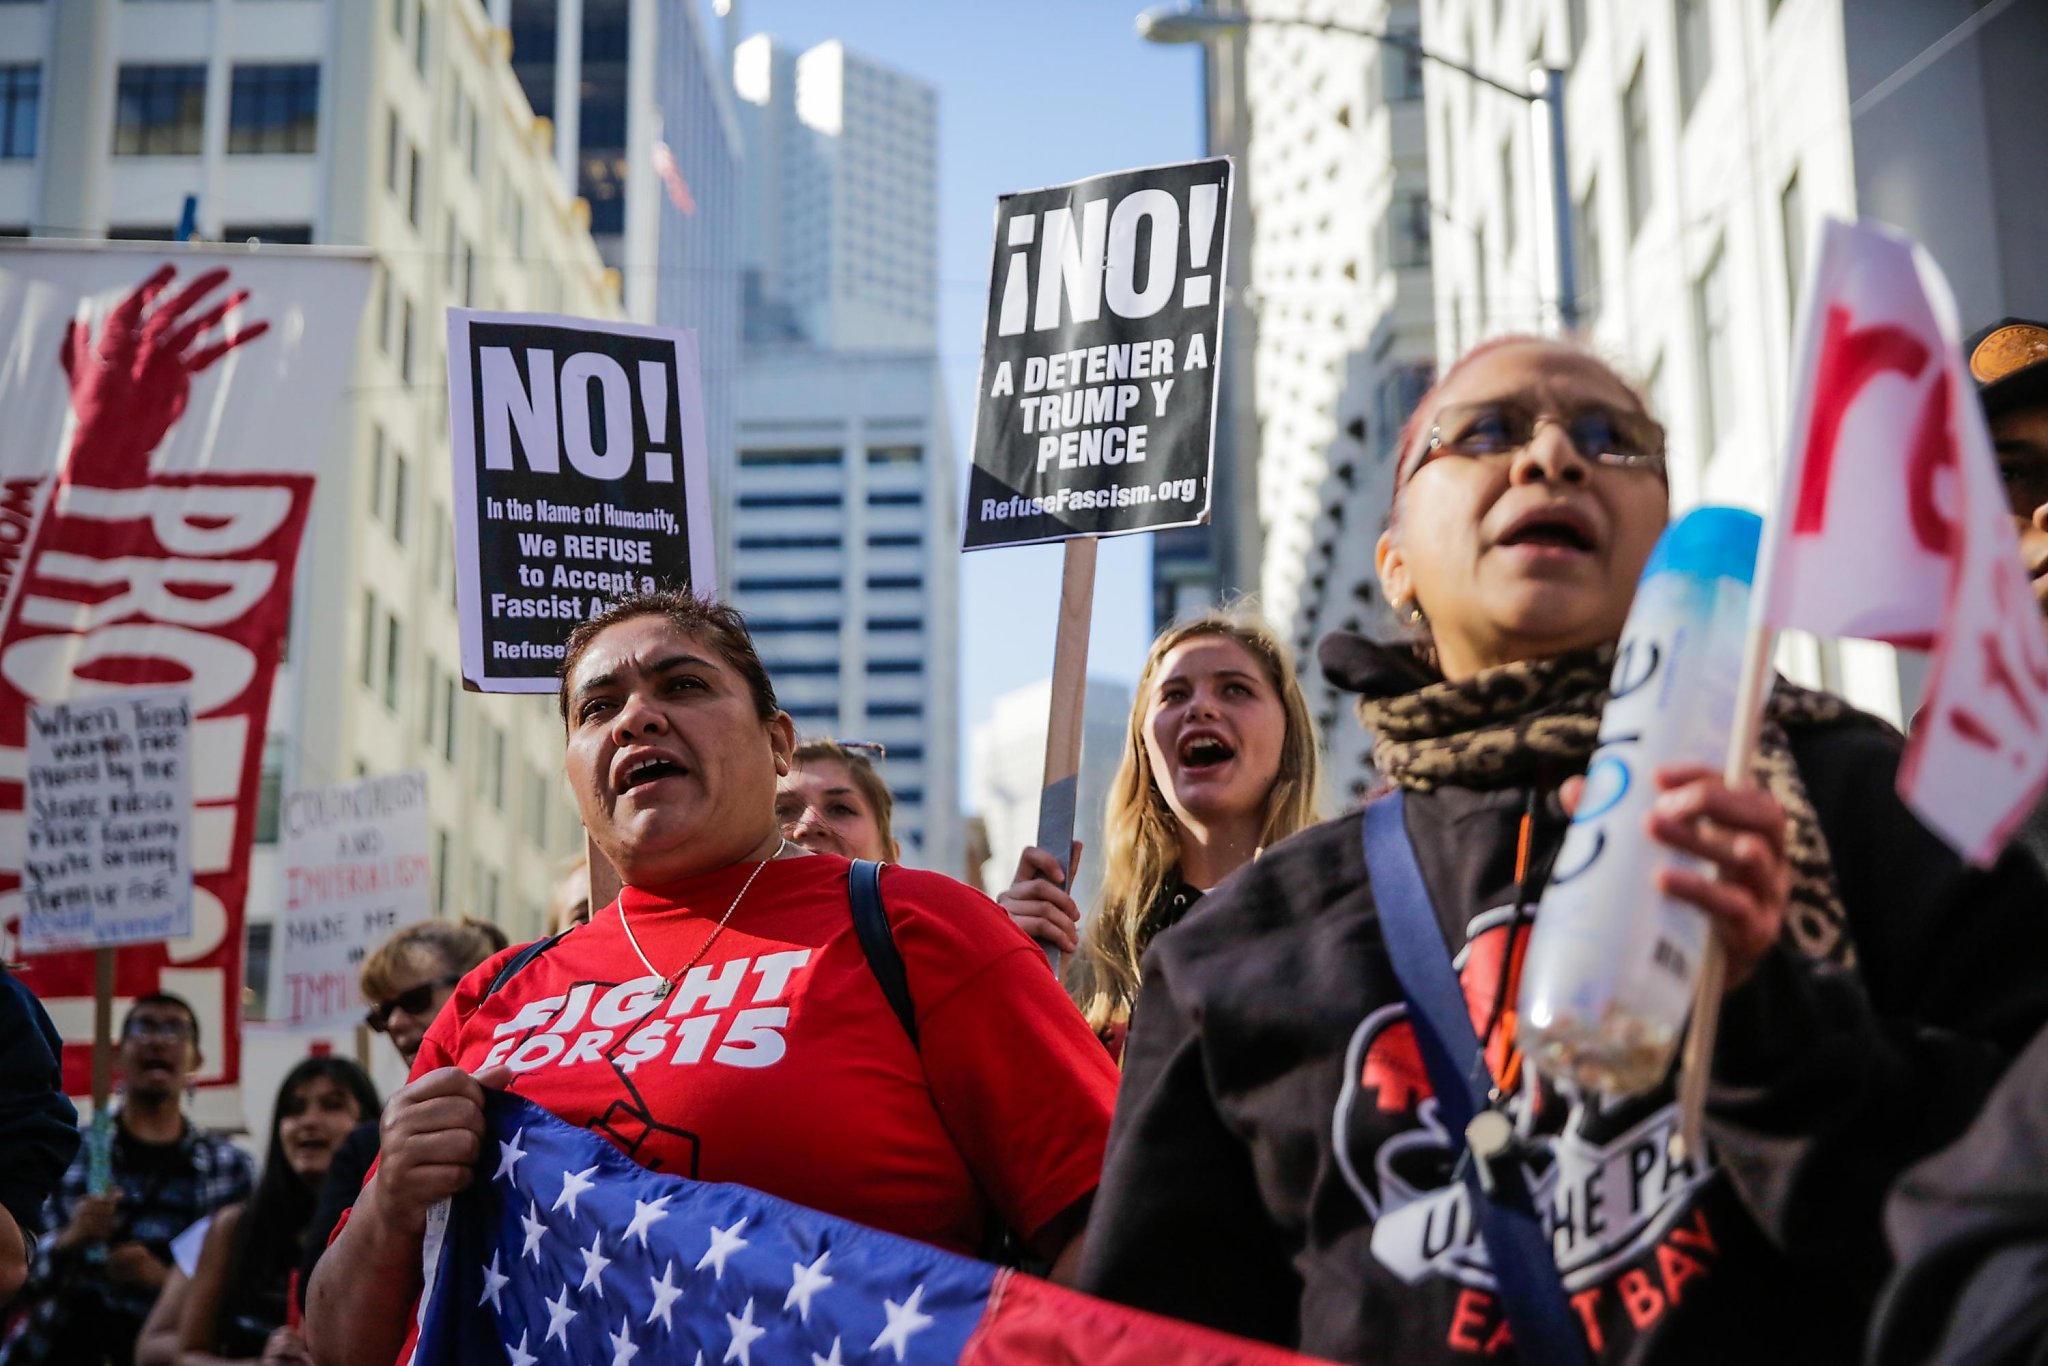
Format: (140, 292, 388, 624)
(776, 737, 902, 863)
(293, 919, 504, 1316)
(174, 1058, 379, 1365)
(998, 610, 1323, 1058)
(1075, 336, 2048, 1364)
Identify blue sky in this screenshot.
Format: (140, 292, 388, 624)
(725, 1, 1204, 804)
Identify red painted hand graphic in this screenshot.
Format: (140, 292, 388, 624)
(59, 263, 270, 487)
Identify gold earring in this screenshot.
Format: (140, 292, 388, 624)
(1401, 599, 1425, 626)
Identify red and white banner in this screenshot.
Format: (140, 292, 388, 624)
(1759, 218, 2048, 863)
(0, 243, 371, 1092)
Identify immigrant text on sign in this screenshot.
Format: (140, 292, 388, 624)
(963, 157, 1232, 550)
(447, 310, 717, 692)
(21, 690, 192, 954)
(275, 770, 432, 1031)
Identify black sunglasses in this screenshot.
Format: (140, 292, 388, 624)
(1420, 399, 1667, 477)
(365, 974, 463, 1032)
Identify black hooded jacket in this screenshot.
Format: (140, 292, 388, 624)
(1078, 661, 2048, 1364)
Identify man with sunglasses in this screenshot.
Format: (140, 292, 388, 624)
(3, 994, 252, 1366)
(295, 919, 505, 1314)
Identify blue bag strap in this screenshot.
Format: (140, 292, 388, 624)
(483, 931, 566, 998)
(1362, 791, 1590, 1365)
(848, 859, 919, 1049)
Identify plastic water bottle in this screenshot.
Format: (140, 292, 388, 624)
(1517, 506, 1762, 1101)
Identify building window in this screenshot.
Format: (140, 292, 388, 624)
(487, 726, 506, 808)
(229, 64, 318, 154)
(439, 673, 457, 762)
(1385, 30, 1425, 102)
(738, 493, 842, 510)
(1573, 175, 1603, 319)
(407, 140, 423, 228)
(748, 617, 842, 634)
(360, 589, 378, 688)
(399, 296, 414, 381)
(1693, 239, 1733, 457)
(867, 617, 921, 633)
(740, 448, 842, 468)
(867, 533, 920, 549)
(433, 827, 450, 914)
(368, 425, 386, 518)
(866, 576, 921, 591)
(413, 0, 430, 77)
(219, 223, 313, 245)
(0, 66, 39, 160)
(867, 660, 922, 675)
(865, 445, 922, 465)
(1498, 137, 1518, 256)
(385, 107, 401, 194)
(421, 658, 439, 746)
(867, 492, 921, 508)
(1780, 168, 1806, 321)
(869, 703, 922, 718)
(1392, 191, 1431, 269)
(737, 535, 843, 551)
(1568, 0, 1589, 60)
(1676, 0, 1713, 119)
(1623, 60, 1653, 238)
(253, 735, 286, 844)
(736, 577, 840, 593)
(765, 660, 840, 677)
(392, 451, 410, 545)
(383, 612, 403, 711)
(114, 65, 206, 156)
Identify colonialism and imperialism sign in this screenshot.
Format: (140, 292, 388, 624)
(963, 158, 1233, 550)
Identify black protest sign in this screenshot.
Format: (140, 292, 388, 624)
(447, 310, 716, 692)
(963, 157, 1232, 551)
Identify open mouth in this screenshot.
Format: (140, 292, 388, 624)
(1497, 508, 1597, 554)
(616, 754, 687, 794)
(1178, 734, 1237, 773)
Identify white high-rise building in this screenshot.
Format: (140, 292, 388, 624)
(726, 28, 959, 873)
(0, 0, 619, 1116)
(1228, 0, 1439, 804)
(1419, 0, 2048, 722)
(971, 677, 1134, 926)
(731, 33, 937, 353)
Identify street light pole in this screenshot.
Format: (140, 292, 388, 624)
(1138, 3, 1581, 332)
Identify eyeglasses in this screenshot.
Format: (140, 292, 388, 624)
(123, 1018, 195, 1043)
(1419, 400, 1667, 478)
(365, 975, 463, 1032)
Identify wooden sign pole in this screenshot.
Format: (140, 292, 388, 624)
(90, 947, 115, 1114)
(1034, 537, 1100, 975)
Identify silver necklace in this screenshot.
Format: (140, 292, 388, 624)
(618, 838, 790, 1001)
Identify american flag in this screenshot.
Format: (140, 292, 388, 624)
(406, 1093, 1327, 1365)
(651, 140, 697, 215)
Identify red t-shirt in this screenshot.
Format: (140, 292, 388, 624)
(411, 853, 1118, 1254)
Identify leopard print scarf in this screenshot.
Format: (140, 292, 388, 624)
(1356, 643, 1870, 964)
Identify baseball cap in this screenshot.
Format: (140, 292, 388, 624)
(1967, 317, 2048, 418)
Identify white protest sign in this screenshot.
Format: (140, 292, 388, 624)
(274, 770, 432, 1030)
(21, 690, 193, 953)
(446, 310, 718, 693)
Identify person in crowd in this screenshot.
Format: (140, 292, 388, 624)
(176, 1059, 378, 1365)
(1075, 335, 2048, 1363)
(776, 737, 902, 862)
(3, 994, 253, 1366)
(131, 1214, 214, 1366)
(546, 856, 593, 934)
(295, 920, 505, 1308)
(306, 591, 1119, 1366)
(999, 611, 1322, 1052)
(1857, 319, 2048, 1366)
(0, 968, 79, 1306)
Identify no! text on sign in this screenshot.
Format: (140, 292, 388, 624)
(21, 689, 193, 954)
(446, 309, 719, 692)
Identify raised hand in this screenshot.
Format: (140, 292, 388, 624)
(58, 263, 270, 487)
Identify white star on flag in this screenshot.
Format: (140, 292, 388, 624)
(784, 1250, 833, 1322)
(646, 1259, 685, 1331)
(518, 1201, 548, 1262)
(553, 1164, 599, 1219)
(871, 1284, 935, 1362)
(505, 1330, 537, 1366)
(624, 1195, 672, 1248)
(478, 1250, 510, 1310)
(495, 1128, 528, 1183)
(608, 1316, 641, 1366)
(723, 1297, 767, 1366)
(811, 1337, 846, 1366)
(578, 1231, 613, 1295)
(697, 1217, 750, 1279)
(543, 1285, 578, 1346)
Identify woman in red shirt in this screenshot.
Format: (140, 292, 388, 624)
(304, 592, 1117, 1366)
